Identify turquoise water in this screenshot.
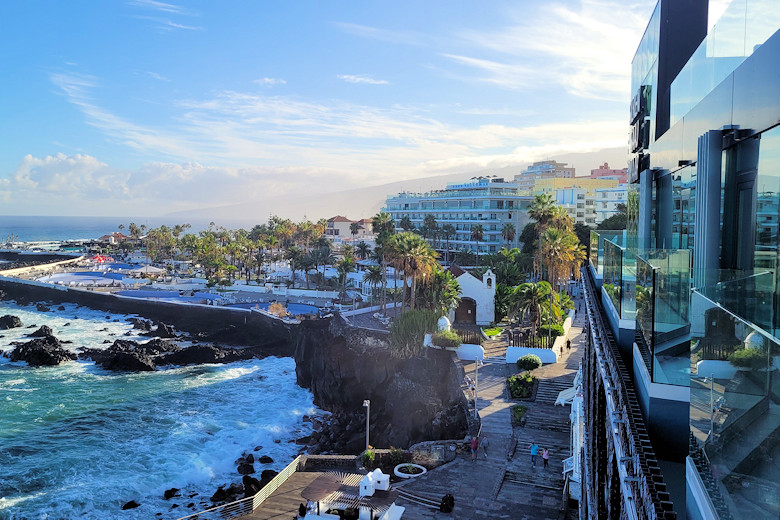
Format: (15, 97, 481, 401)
(0, 300, 317, 519)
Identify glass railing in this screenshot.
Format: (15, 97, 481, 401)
(670, 0, 780, 125)
(695, 270, 776, 334)
(603, 238, 624, 315)
(635, 249, 692, 386)
(689, 289, 779, 519)
(589, 230, 625, 275)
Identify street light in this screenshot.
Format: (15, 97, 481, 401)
(474, 359, 482, 419)
(363, 400, 371, 451)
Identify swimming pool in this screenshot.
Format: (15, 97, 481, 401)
(228, 302, 319, 315)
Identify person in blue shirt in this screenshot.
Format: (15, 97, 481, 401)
(529, 442, 539, 466)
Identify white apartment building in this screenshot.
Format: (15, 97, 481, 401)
(383, 176, 533, 256)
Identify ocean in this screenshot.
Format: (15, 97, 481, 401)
(0, 300, 318, 518)
(0, 216, 260, 244)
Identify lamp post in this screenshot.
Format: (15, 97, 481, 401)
(474, 359, 482, 419)
(363, 400, 371, 451)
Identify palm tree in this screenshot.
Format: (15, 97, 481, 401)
(423, 214, 438, 248)
(336, 256, 356, 298)
(441, 224, 455, 265)
(512, 281, 551, 337)
(415, 266, 461, 315)
(406, 239, 438, 311)
(501, 222, 516, 248)
(363, 265, 384, 307)
(355, 241, 371, 260)
(372, 212, 396, 313)
(285, 246, 303, 286)
(470, 224, 484, 263)
(528, 193, 556, 280)
(350, 221, 360, 241)
(399, 215, 414, 231)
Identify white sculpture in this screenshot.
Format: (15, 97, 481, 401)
(437, 315, 452, 332)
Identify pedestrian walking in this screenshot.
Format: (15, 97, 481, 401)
(542, 448, 549, 468)
(566, 338, 571, 351)
(470, 436, 480, 462)
(481, 435, 489, 459)
(529, 442, 539, 466)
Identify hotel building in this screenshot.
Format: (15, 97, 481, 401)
(383, 177, 533, 257)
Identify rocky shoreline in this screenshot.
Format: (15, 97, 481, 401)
(1, 284, 470, 515)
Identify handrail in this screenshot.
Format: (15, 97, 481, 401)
(175, 455, 303, 520)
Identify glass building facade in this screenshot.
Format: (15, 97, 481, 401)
(588, 1, 779, 518)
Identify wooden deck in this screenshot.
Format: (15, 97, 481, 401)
(238, 472, 325, 520)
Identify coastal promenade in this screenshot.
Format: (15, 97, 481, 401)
(394, 299, 585, 519)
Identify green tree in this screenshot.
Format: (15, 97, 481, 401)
(336, 256, 356, 297)
(372, 212, 396, 313)
(355, 241, 371, 260)
(441, 224, 455, 265)
(399, 215, 415, 231)
(363, 264, 384, 306)
(350, 221, 360, 241)
(528, 193, 556, 279)
(470, 224, 484, 262)
(511, 281, 552, 336)
(501, 222, 516, 248)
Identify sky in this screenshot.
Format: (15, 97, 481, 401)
(0, 0, 659, 219)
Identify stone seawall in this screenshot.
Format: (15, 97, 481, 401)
(0, 277, 295, 351)
(293, 316, 469, 452)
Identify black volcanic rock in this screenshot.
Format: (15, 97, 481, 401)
(237, 462, 255, 475)
(242, 475, 262, 497)
(129, 318, 153, 331)
(103, 351, 156, 371)
(164, 488, 180, 500)
(29, 325, 53, 337)
(151, 322, 177, 338)
(257, 456, 273, 464)
(122, 500, 140, 510)
(36, 304, 51, 312)
(0, 315, 22, 330)
(9, 336, 75, 366)
(210, 486, 228, 502)
(160, 345, 254, 366)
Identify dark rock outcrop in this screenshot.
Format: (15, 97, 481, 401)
(151, 322, 177, 338)
(210, 487, 228, 502)
(130, 318, 153, 331)
(29, 325, 53, 337)
(122, 500, 140, 510)
(293, 318, 468, 453)
(164, 488, 180, 500)
(242, 475, 262, 497)
(257, 455, 273, 464)
(9, 335, 76, 366)
(0, 315, 22, 329)
(160, 345, 254, 366)
(103, 350, 156, 371)
(36, 303, 51, 312)
(237, 462, 255, 475)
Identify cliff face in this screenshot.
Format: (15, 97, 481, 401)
(294, 317, 468, 452)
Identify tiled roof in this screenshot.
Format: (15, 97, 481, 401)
(328, 215, 353, 223)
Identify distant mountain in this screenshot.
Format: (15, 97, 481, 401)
(166, 147, 627, 223)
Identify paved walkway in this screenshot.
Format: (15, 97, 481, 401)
(395, 295, 586, 519)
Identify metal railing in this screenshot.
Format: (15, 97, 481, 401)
(175, 455, 303, 520)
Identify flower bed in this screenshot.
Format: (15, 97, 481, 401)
(394, 463, 427, 479)
(508, 372, 537, 400)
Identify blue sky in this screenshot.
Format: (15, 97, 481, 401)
(0, 0, 658, 217)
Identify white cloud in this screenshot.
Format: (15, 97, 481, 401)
(447, 0, 655, 100)
(337, 75, 389, 85)
(253, 77, 287, 86)
(127, 0, 194, 16)
(146, 71, 170, 82)
(332, 22, 425, 46)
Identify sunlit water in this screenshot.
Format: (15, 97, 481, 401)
(0, 300, 318, 519)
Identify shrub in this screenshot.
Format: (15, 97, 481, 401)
(511, 405, 528, 422)
(516, 354, 542, 372)
(508, 372, 536, 399)
(538, 324, 565, 338)
(362, 448, 375, 468)
(728, 348, 767, 369)
(432, 329, 461, 348)
(388, 310, 440, 358)
(482, 327, 503, 337)
(389, 446, 406, 466)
